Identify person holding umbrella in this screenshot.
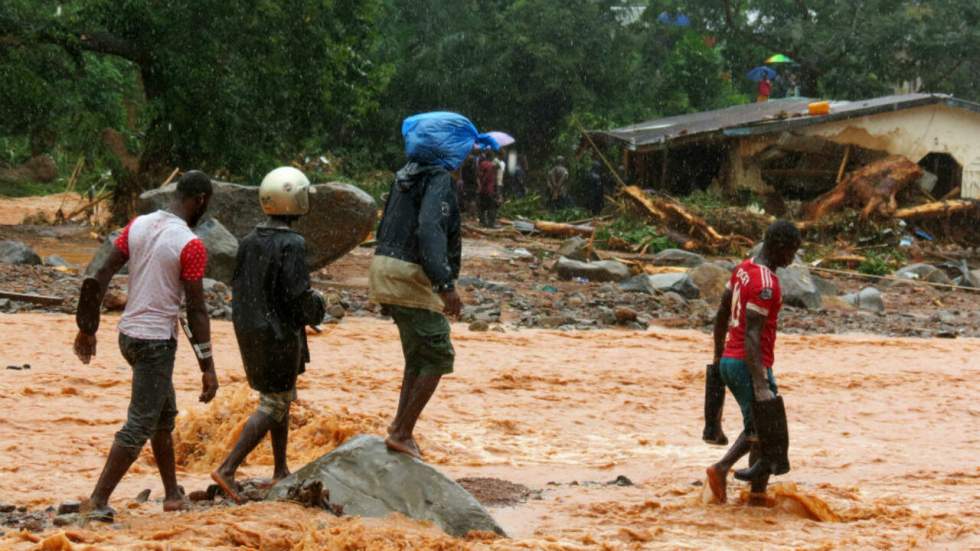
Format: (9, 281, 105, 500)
(758, 74, 772, 102)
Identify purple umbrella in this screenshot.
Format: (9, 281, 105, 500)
(486, 131, 515, 147)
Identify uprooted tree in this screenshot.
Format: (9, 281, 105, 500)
(804, 156, 923, 221)
(1, 0, 386, 223)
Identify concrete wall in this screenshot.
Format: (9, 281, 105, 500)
(799, 104, 980, 198)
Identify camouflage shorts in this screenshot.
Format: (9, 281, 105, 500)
(258, 388, 297, 423)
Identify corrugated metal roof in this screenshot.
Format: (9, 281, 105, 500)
(589, 93, 980, 151)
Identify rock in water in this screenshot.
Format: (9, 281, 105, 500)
(554, 257, 631, 283)
(267, 435, 506, 538)
(139, 180, 376, 271)
(0, 241, 41, 266)
(85, 218, 239, 283)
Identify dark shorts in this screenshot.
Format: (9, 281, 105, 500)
(386, 305, 455, 377)
(115, 333, 178, 449)
(719, 357, 778, 434)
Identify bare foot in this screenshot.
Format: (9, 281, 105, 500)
(210, 470, 245, 504)
(162, 494, 189, 512)
(747, 492, 776, 507)
(385, 435, 422, 460)
(705, 465, 727, 503)
(80, 499, 116, 523)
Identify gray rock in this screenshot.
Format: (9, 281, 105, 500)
(812, 274, 839, 296)
(44, 255, 71, 268)
(468, 320, 489, 332)
(140, 180, 376, 271)
(85, 219, 239, 283)
(893, 263, 952, 285)
(193, 218, 239, 283)
(971, 270, 980, 289)
(538, 314, 577, 329)
(0, 299, 10, 310)
(267, 435, 505, 537)
(651, 249, 704, 267)
(56, 500, 80, 515)
(661, 291, 688, 307)
(557, 237, 596, 262)
(554, 257, 631, 283)
(0, 241, 41, 265)
(841, 287, 884, 313)
(687, 262, 730, 305)
(776, 265, 822, 310)
(620, 273, 700, 299)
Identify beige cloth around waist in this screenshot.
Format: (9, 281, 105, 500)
(368, 255, 445, 313)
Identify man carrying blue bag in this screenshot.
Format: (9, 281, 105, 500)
(369, 112, 496, 460)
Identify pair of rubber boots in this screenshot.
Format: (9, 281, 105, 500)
(702, 363, 728, 445)
(734, 396, 791, 482)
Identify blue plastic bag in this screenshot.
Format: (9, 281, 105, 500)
(401, 112, 498, 170)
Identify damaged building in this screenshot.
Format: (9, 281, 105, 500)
(585, 93, 980, 217)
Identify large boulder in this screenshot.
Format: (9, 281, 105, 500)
(139, 180, 376, 271)
(0, 240, 41, 265)
(266, 435, 505, 538)
(776, 264, 822, 310)
(557, 236, 596, 261)
(687, 262, 731, 305)
(651, 248, 705, 268)
(191, 218, 238, 283)
(84, 219, 237, 283)
(554, 257, 631, 283)
(621, 273, 700, 299)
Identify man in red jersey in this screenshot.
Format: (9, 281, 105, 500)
(705, 220, 801, 505)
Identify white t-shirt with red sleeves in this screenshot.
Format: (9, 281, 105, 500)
(722, 258, 782, 368)
(114, 210, 208, 341)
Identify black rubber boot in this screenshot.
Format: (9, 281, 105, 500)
(733, 395, 790, 481)
(702, 363, 728, 445)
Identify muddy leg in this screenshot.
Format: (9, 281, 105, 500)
(386, 374, 442, 459)
(88, 443, 141, 518)
(150, 430, 186, 511)
(212, 411, 273, 503)
(706, 431, 752, 503)
(389, 368, 418, 435)
(270, 409, 291, 481)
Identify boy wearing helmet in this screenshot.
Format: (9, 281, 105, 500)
(211, 167, 325, 503)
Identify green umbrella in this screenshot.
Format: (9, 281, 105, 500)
(765, 54, 794, 64)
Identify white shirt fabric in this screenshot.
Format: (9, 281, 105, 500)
(117, 210, 198, 340)
(494, 159, 505, 191)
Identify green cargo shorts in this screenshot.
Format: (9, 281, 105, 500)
(258, 388, 297, 423)
(719, 357, 778, 434)
(386, 304, 455, 377)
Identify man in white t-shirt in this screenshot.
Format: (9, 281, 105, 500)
(73, 170, 219, 520)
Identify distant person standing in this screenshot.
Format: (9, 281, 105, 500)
(477, 149, 500, 228)
(461, 153, 479, 217)
(493, 150, 506, 199)
(757, 75, 772, 102)
(587, 159, 605, 215)
(547, 156, 569, 212)
(511, 155, 528, 198)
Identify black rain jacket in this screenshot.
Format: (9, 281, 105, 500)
(375, 162, 461, 288)
(232, 226, 325, 393)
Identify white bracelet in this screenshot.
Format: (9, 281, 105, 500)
(193, 342, 213, 360)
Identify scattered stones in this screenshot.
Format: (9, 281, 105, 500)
(103, 289, 128, 311)
(557, 237, 596, 262)
(687, 262, 730, 305)
(468, 320, 490, 332)
(777, 265, 822, 310)
(456, 477, 532, 507)
(893, 263, 953, 285)
(621, 273, 700, 299)
(0, 240, 41, 266)
(267, 434, 506, 537)
(326, 304, 347, 320)
(537, 315, 577, 329)
(554, 257, 631, 283)
(651, 249, 704, 268)
(0, 504, 14, 513)
(614, 306, 638, 323)
(841, 287, 885, 313)
(52, 514, 78, 527)
(56, 500, 80, 515)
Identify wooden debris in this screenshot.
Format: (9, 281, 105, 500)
(893, 199, 976, 220)
(804, 156, 923, 221)
(531, 220, 595, 238)
(0, 291, 65, 306)
(620, 186, 746, 251)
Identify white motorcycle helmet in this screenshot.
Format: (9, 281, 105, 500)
(259, 166, 315, 216)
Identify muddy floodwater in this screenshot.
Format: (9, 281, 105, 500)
(0, 313, 977, 549)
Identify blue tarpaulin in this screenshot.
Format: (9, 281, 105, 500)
(401, 112, 498, 170)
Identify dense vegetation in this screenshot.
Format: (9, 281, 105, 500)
(2, 1, 977, 218)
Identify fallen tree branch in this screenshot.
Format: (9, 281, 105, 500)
(533, 220, 594, 237)
(894, 199, 976, 219)
(809, 266, 980, 293)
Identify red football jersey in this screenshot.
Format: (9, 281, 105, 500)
(722, 258, 782, 368)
